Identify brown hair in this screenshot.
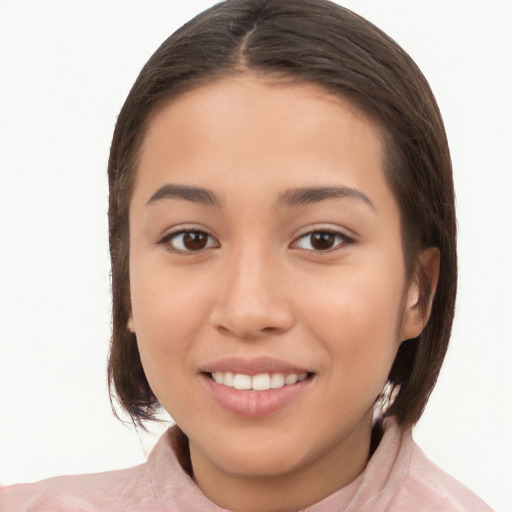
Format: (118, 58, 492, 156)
(107, 0, 457, 428)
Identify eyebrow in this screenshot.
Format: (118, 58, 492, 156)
(279, 185, 375, 210)
(146, 184, 222, 207)
(146, 183, 374, 211)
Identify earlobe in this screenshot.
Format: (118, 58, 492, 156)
(400, 247, 440, 342)
(127, 314, 136, 333)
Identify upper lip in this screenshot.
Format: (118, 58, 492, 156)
(200, 357, 313, 376)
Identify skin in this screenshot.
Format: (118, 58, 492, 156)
(128, 75, 437, 512)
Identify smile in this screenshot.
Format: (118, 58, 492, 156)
(210, 371, 309, 391)
(202, 370, 314, 418)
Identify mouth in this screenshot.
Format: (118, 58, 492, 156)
(207, 372, 313, 391)
(200, 363, 315, 417)
(206, 371, 312, 391)
(199, 357, 316, 416)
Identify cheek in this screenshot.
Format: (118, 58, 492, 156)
(303, 257, 406, 330)
(300, 259, 406, 387)
(131, 259, 207, 332)
(129, 272, 206, 422)
(129, 263, 209, 384)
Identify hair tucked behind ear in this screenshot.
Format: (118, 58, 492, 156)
(107, 0, 456, 428)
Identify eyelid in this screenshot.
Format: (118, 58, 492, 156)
(291, 225, 357, 252)
(157, 225, 219, 253)
(156, 223, 356, 254)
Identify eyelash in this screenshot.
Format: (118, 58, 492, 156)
(158, 228, 355, 254)
(293, 229, 355, 253)
(158, 229, 218, 253)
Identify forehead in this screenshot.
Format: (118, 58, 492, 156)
(134, 74, 391, 211)
(143, 75, 380, 146)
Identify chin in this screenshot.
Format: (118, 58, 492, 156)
(192, 428, 310, 478)
(215, 445, 307, 478)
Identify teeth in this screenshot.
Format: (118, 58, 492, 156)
(211, 371, 309, 390)
(285, 374, 298, 385)
(233, 374, 251, 390)
(223, 372, 234, 386)
(212, 371, 223, 383)
(252, 373, 271, 391)
(270, 373, 285, 389)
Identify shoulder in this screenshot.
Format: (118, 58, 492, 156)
(0, 463, 152, 512)
(0, 427, 219, 512)
(390, 430, 493, 511)
(351, 417, 494, 512)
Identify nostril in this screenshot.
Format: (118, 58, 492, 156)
(209, 294, 295, 339)
(216, 325, 231, 336)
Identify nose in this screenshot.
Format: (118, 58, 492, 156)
(209, 246, 294, 340)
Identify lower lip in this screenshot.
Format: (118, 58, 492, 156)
(201, 374, 313, 418)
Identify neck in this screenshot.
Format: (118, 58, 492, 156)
(189, 415, 373, 512)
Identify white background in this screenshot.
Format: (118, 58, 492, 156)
(0, 1, 511, 511)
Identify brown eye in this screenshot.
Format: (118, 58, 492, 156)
(295, 231, 349, 252)
(183, 231, 209, 250)
(165, 230, 217, 252)
(310, 232, 336, 250)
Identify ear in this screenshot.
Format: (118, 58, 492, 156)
(127, 313, 136, 333)
(400, 247, 440, 342)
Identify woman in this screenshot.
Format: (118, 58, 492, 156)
(0, 0, 495, 510)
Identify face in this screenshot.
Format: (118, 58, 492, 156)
(128, 75, 427, 505)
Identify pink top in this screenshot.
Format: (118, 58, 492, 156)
(0, 418, 492, 511)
